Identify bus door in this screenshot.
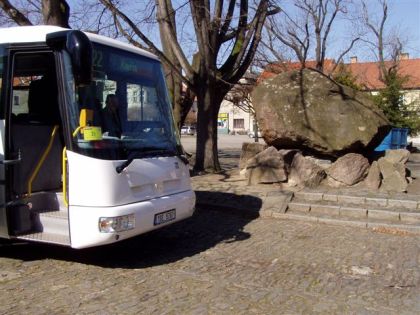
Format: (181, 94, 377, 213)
(5, 50, 65, 237)
(0, 45, 9, 238)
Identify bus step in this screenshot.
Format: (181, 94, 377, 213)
(16, 231, 70, 246)
(32, 209, 69, 236)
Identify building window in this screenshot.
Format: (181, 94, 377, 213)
(233, 118, 244, 129)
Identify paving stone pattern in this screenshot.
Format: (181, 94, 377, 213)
(1, 165, 420, 314)
(1, 207, 420, 314)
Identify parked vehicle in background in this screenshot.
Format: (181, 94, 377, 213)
(248, 130, 262, 138)
(181, 125, 196, 135)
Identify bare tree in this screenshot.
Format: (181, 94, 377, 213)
(264, 4, 310, 69)
(0, 0, 70, 27)
(0, 0, 34, 25)
(262, 0, 359, 74)
(100, 0, 279, 172)
(361, 0, 404, 79)
(361, 0, 420, 133)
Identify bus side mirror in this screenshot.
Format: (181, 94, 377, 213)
(46, 30, 93, 86)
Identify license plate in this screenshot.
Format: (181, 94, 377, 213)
(154, 209, 176, 225)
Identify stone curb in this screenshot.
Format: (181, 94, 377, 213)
(294, 191, 420, 209)
(287, 201, 420, 223)
(274, 212, 420, 234)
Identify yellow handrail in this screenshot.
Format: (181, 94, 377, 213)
(72, 126, 82, 137)
(62, 147, 68, 207)
(27, 125, 59, 196)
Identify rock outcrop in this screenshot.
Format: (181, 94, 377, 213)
(252, 69, 390, 157)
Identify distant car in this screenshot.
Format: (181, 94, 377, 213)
(181, 125, 196, 135)
(248, 130, 262, 138)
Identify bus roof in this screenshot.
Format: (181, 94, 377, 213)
(0, 25, 159, 61)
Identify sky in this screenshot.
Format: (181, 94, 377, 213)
(386, 0, 420, 59)
(275, 0, 420, 62)
(64, 0, 420, 62)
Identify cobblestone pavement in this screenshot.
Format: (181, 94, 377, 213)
(1, 149, 420, 314)
(1, 203, 420, 314)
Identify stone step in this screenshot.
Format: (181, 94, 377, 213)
(288, 201, 420, 224)
(293, 191, 420, 211)
(274, 212, 420, 234)
(290, 198, 419, 213)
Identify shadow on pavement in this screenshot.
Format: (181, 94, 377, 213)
(0, 193, 261, 268)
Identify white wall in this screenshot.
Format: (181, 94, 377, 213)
(219, 99, 256, 133)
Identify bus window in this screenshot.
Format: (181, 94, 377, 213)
(64, 43, 180, 160)
(10, 52, 59, 123)
(0, 45, 5, 117)
(11, 77, 30, 116)
(127, 83, 160, 121)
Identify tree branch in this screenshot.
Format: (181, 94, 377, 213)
(0, 0, 32, 25)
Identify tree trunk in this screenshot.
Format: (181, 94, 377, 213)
(163, 64, 183, 129)
(194, 81, 223, 172)
(42, 0, 70, 28)
(157, 0, 186, 131)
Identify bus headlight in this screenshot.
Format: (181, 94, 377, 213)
(99, 214, 135, 233)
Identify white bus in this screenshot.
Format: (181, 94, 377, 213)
(0, 26, 195, 248)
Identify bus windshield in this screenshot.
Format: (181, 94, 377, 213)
(64, 43, 180, 160)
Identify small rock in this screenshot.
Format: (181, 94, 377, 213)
(239, 168, 247, 178)
(381, 172, 408, 192)
(278, 149, 300, 171)
(350, 266, 373, 276)
(327, 153, 370, 186)
(378, 158, 398, 178)
(288, 153, 326, 188)
(364, 161, 381, 190)
(239, 142, 268, 169)
(384, 149, 410, 164)
(326, 176, 346, 188)
(246, 147, 287, 184)
(377, 152, 410, 192)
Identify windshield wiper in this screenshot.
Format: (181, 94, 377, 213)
(115, 148, 176, 174)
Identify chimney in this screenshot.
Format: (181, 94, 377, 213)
(399, 52, 409, 60)
(350, 56, 358, 64)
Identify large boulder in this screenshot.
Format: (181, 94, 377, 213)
(252, 69, 390, 157)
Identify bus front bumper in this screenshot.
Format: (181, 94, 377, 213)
(69, 190, 195, 249)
